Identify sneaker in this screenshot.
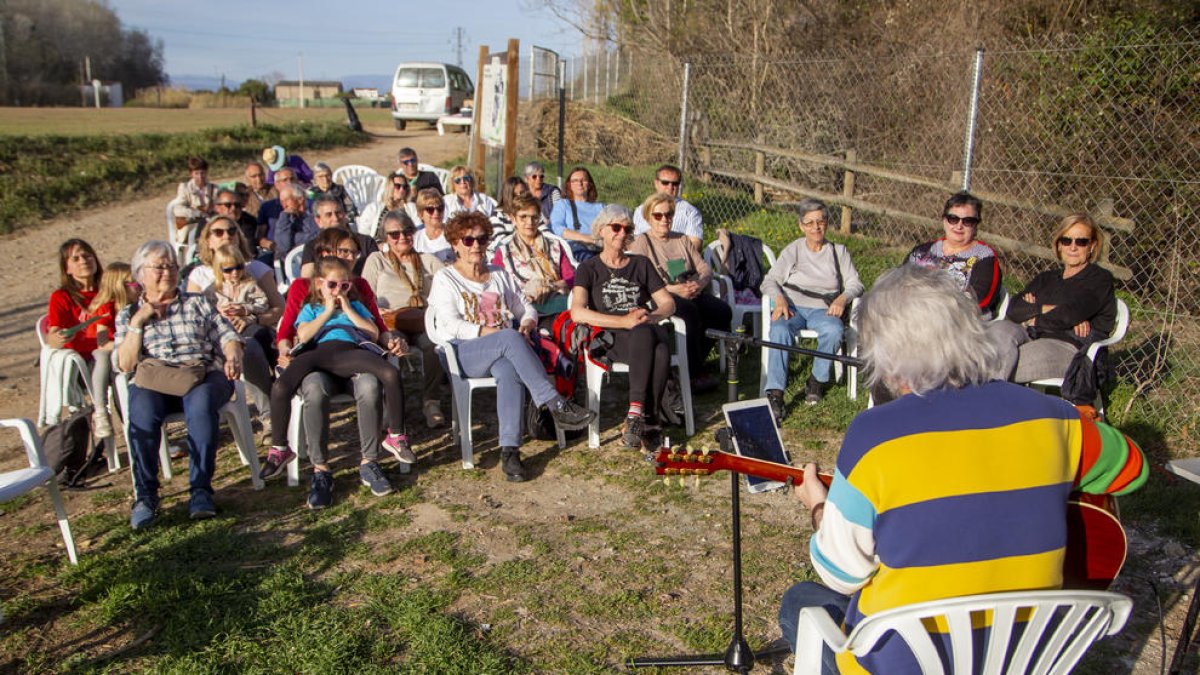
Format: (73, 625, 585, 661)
(307, 470, 334, 510)
(259, 447, 296, 481)
(550, 397, 595, 431)
(767, 389, 786, 421)
(358, 461, 394, 496)
(423, 400, 446, 428)
(500, 447, 526, 482)
(130, 498, 158, 530)
(805, 377, 826, 405)
(622, 414, 645, 449)
(189, 491, 216, 520)
(382, 433, 416, 464)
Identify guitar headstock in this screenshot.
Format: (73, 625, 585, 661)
(654, 445, 725, 476)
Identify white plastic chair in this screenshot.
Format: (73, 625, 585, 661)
(1027, 299, 1129, 417)
(704, 240, 776, 372)
(992, 288, 1011, 322)
(0, 418, 78, 565)
(418, 163, 451, 193)
(114, 372, 265, 490)
(759, 295, 857, 399)
(585, 316, 695, 448)
(793, 589, 1132, 675)
(333, 164, 379, 185)
(356, 202, 382, 238)
(426, 311, 564, 469)
(273, 245, 306, 293)
(165, 199, 198, 263)
(344, 174, 387, 213)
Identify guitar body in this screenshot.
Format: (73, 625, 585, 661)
(654, 447, 1127, 589)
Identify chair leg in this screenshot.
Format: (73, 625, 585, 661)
(223, 404, 264, 490)
(286, 396, 305, 488)
(159, 429, 173, 481)
(586, 363, 603, 449)
(45, 480, 78, 565)
(453, 380, 474, 469)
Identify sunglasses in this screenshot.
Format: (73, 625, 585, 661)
(527, 174, 544, 180)
(650, 211, 674, 221)
(216, 201, 241, 209)
(453, 176, 474, 184)
(209, 227, 235, 237)
(124, 281, 143, 292)
(324, 280, 352, 292)
(461, 234, 491, 248)
(657, 178, 681, 187)
(386, 229, 416, 239)
(609, 223, 633, 234)
(1058, 236, 1092, 248)
(943, 214, 981, 227)
(400, 158, 418, 165)
(221, 264, 245, 273)
(423, 206, 445, 214)
(392, 182, 407, 189)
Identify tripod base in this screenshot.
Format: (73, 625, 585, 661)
(627, 635, 791, 672)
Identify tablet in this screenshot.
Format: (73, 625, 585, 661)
(722, 398, 791, 493)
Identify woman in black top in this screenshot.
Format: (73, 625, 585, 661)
(996, 213, 1116, 383)
(570, 204, 676, 449)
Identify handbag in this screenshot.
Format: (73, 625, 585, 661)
(384, 307, 427, 335)
(134, 358, 206, 397)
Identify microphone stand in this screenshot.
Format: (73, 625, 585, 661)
(628, 330, 859, 672)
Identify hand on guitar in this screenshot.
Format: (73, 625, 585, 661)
(794, 462, 828, 527)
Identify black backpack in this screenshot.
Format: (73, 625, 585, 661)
(41, 407, 106, 487)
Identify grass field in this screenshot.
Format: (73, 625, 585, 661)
(0, 106, 397, 136)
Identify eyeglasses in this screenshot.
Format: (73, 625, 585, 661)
(461, 234, 491, 248)
(1058, 236, 1092, 248)
(400, 158, 418, 166)
(527, 173, 544, 180)
(145, 264, 178, 273)
(651, 211, 674, 221)
(324, 280, 352, 292)
(943, 214, 981, 227)
(209, 227, 235, 237)
(657, 178, 681, 187)
(609, 223, 633, 234)
(221, 264, 246, 273)
(453, 176, 474, 185)
(423, 206, 445, 214)
(392, 182, 407, 189)
(216, 201, 241, 209)
(386, 229, 415, 239)
(335, 248, 360, 258)
(801, 218, 827, 227)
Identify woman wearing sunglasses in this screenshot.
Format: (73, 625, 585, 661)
(570, 205, 677, 449)
(428, 212, 596, 482)
(414, 188, 455, 264)
(993, 214, 1116, 385)
(377, 171, 421, 236)
(443, 165, 497, 219)
(904, 191, 1004, 318)
(361, 210, 448, 428)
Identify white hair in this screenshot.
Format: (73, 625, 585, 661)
(592, 203, 633, 231)
(858, 265, 1002, 396)
(131, 240, 176, 280)
(279, 183, 305, 200)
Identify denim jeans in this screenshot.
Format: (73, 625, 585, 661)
(452, 329, 558, 447)
(778, 581, 850, 674)
(127, 369, 233, 503)
(766, 305, 843, 390)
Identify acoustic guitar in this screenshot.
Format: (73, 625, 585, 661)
(652, 446, 1126, 590)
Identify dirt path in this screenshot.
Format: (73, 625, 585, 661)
(0, 126, 468, 434)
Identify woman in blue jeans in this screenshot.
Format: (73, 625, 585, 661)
(114, 240, 245, 530)
(427, 212, 594, 482)
(760, 199, 863, 417)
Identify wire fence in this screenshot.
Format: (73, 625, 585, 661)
(520, 31, 1200, 439)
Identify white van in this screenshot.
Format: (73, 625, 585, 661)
(390, 62, 474, 130)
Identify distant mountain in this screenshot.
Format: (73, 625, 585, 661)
(340, 74, 393, 92)
(168, 74, 226, 92)
(168, 73, 391, 93)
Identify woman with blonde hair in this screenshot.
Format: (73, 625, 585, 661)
(414, 188, 454, 264)
(443, 165, 497, 218)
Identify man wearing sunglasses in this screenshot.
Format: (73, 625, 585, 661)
(904, 191, 1003, 318)
(632, 164, 703, 250)
(397, 147, 444, 196)
(214, 188, 259, 252)
(297, 198, 379, 278)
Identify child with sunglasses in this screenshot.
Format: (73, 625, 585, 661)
(210, 245, 270, 335)
(261, 257, 413, 481)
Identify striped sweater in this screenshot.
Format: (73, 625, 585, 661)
(811, 381, 1146, 673)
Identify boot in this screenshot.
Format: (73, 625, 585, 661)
(500, 447, 526, 482)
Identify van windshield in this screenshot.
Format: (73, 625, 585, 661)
(395, 68, 446, 89)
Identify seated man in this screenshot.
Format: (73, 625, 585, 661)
(271, 184, 319, 261)
(631, 163, 703, 250)
(397, 146, 444, 195)
(257, 166, 301, 255)
(213, 188, 259, 253)
(298, 198, 378, 278)
(242, 160, 276, 221)
(777, 264, 1147, 674)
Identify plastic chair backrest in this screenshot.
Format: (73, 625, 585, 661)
(36, 314, 49, 349)
(424, 308, 464, 377)
(356, 202, 382, 237)
(419, 163, 451, 193)
(284, 246, 305, 283)
(344, 174, 386, 212)
(333, 164, 379, 185)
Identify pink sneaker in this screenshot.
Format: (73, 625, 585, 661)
(259, 447, 295, 480)
(383, 433, 416, 464)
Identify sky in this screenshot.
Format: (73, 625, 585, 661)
(108, 0, 586, 90)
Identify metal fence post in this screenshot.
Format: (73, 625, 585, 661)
(582, 54, 587, 104)
(557, 59, 566, 188)
(961, 47, 985, 191)
(677, 62, 692, 172)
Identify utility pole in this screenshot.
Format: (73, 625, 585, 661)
(297, 52, 305, 109)
(454, 27, 466, 67)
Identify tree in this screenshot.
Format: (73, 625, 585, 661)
(237, 78, 273, 103)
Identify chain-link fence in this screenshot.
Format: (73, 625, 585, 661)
(518, 31, 1200, 439)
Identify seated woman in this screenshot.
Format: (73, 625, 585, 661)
(428, 212, 595, 481)
(994, 214, 1116, 385)
(904, 191, 1003, 317)
(443, 165, 497, 219)
(629, 192, 730, 393)
(378, 171, 420, 235)
(549, 166, 606, 262)
(186, 216, 285, 425)
(361, 210, 448, 429)
(570, 205, 676, 449)
(490, 176, 532, 241)
(307, 162, 357, 223)
(263, 145, 313, 186)
(491, 194, 574, 326)
(115, 240, 245, 529)
(761, 198, 863, 415)
(44, 239, 116, 440)
(173, 156, 217, 242)
(414, 188, 455, 264)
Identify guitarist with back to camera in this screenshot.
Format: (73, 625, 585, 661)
(778, 265, 1147, 674)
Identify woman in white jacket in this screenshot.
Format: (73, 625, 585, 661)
(427, 212, 594, 481)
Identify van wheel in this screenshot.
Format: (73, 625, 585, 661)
(394, 120, 407, 130)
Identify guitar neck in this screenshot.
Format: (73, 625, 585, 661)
(655, 448, 833, 488)
(721, 454, 833, 487)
